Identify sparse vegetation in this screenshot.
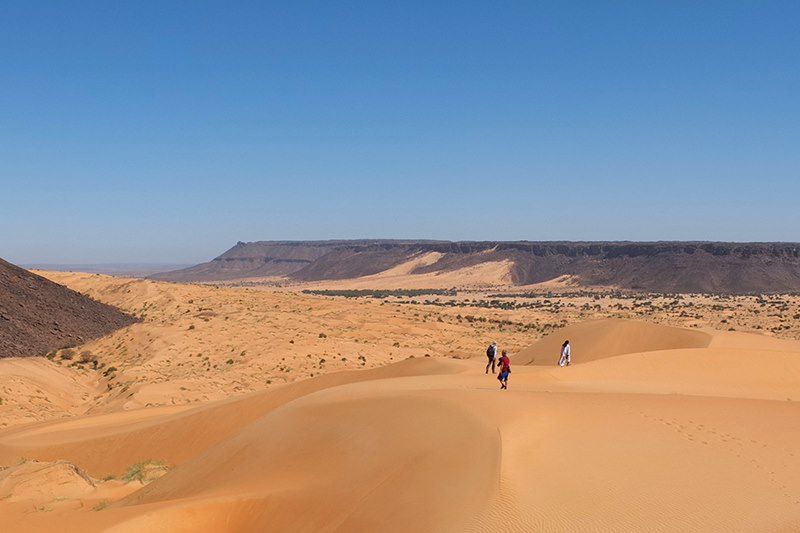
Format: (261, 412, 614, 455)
(302, 289, 457, 298)
(123, 460, 166, 483)
(79, 350, 98, 368)
(92, 501, 109, 511)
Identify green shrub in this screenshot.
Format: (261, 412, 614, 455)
(123, 460, 165, 483)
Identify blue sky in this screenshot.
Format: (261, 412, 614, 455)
(2, 1, 798, 263)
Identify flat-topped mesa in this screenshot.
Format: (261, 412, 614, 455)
(151, 241, 800, 294)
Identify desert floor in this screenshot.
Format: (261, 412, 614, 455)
(1, 272, 799, 531)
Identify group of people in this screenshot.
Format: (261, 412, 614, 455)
(485, 339, 572, 390)
(484, 342, 511, 389)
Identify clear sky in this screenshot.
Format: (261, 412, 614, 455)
(2, 1, 798, 264)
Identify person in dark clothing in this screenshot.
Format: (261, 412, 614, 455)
(485, 342, 498, 374)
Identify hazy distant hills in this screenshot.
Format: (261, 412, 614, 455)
(23, 263, 192, 278)
(0, 258, 137, 358)
(150, 240, 800, 294)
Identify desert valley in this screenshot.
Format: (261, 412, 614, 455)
(6, 2, 799, 530)
(2, 243, 800, 531)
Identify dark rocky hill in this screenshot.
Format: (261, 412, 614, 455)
(151, 240, 800, 294)
(0, 258, 137, 358)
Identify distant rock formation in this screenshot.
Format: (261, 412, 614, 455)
(151, 240, 800, 294)
(0, 258, 137, 358)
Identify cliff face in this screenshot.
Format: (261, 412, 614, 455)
(151, 241, 800, 294)
(150, 241, 444, 282)
(0, 259, 137, 358)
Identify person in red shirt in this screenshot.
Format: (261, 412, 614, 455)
(497, 350, 511, 390)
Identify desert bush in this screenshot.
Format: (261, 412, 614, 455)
(123, 460, 165, 483)
(92, 501, 108, 511)
(79, 351, 97, 364)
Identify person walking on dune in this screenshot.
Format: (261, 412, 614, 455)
(558, 340, 571, 367)
(485, 341, 498, 374)
(497, 350, 511, 389)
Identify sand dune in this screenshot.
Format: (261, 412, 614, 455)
(515, 318, 713, 365)
(0, 357, 102, 428)
(13, 271, 562, 421)
(2, 317, 800, 532)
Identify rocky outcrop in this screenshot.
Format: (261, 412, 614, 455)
(151, 241, 800, 294)
(0, 258, 137, 358)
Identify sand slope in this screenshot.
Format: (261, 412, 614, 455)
(515, 318, 713, 365)
(0, 357, 102, 428)
(24, 271, 544, 417)
(2, 320, 800, 532)
(288, 251, 515, 290)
